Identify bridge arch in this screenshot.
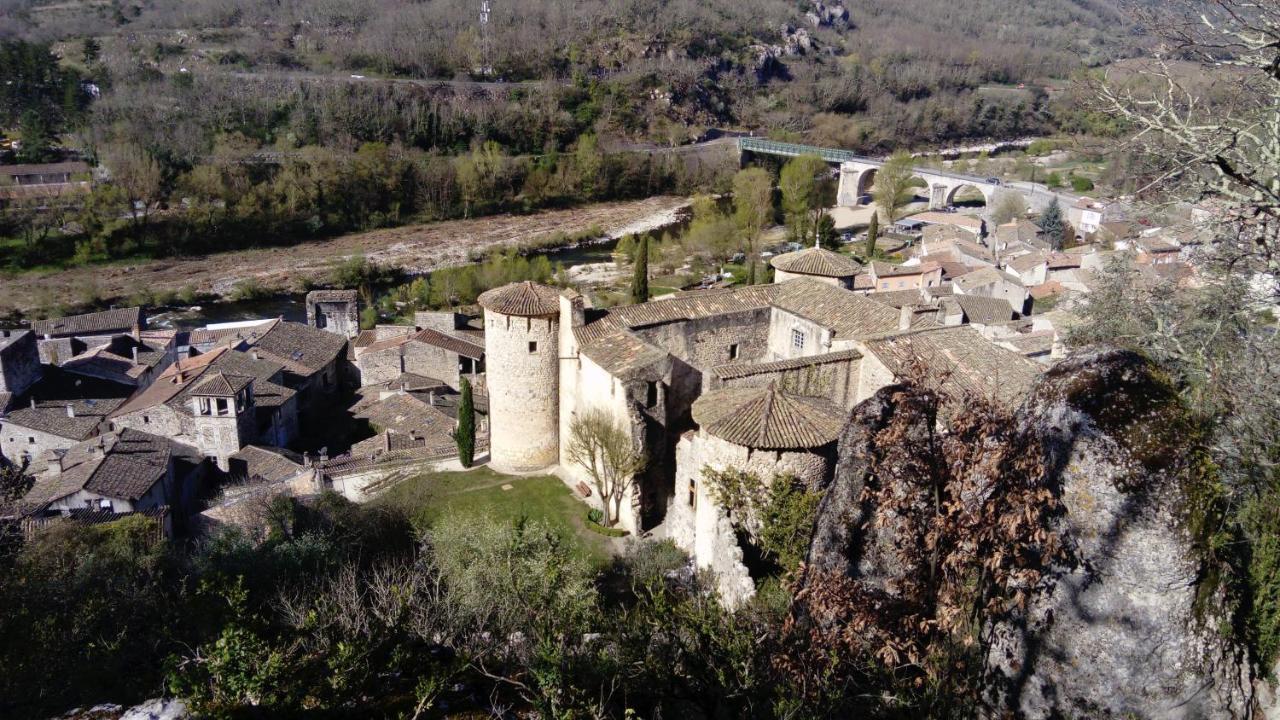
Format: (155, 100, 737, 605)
(856, 169, 877, 201)
(945, 182, 994, 208)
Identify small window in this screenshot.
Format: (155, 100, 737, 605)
(688, 478, 697, 508)
(528, 341, 538, 353)
(881, 282, 890, 289)
(728, 343, 740, 360)
(645, 382, 658, 408)
(27, 437, 35, 444)
(791, 329, 806, 350)
(142, 415, 150, 424)
(897, 280, 906, 288)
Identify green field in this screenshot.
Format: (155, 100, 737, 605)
(375, 467, 616, 564)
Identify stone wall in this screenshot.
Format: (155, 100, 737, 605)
(852, 347, 897, 404)
(306, 296, 360, 339)
(356, 347, 404, 387)
(0, 330, 41, 399)
(669, 430, 831, 606)
(634, 309, 771, 370)
(712, 355, 862, 409)
(402, 341, 463, 389)
(0, 422, 78, 468)
(110, 406, 185, 447)
(485, 310, 559, 472)
(767, 308, 835, 360)
(192, 410, 254, 471)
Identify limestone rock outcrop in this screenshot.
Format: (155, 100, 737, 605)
(801, 347, 1258, 718)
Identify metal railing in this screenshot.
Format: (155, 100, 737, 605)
(738, 137, 1000, 187)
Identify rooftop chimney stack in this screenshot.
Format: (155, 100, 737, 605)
(66, 404, 75, 418)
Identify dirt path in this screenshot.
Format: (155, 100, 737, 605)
(0, 196, 691, 316)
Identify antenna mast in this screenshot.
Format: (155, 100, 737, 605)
(479, 0, 493, 77)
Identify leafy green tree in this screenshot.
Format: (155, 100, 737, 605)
(816, 213, 839, 251)
(873, 150, 922, 222)
(779, 154, 829, 245)
(575, 133, 603, 200)
(453, 377, 476, 468)
(865, 212, 879, 258)
(632, 233, 650, 304)
(1045, 171, 1063, 188)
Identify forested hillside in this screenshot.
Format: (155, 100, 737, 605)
(2, 0, 1148, 151)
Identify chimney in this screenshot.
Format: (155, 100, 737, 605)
(898, 305, 913, 330)
(30, 396, 36, 409)
(66, 404, 75, 418)
(427, 390, 436, 405)
(250, 349, 259, 361)
(131, 346, 139, 362)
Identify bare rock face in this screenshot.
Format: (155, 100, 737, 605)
(986, 348, 1255, 718)
(802, 347, 1257, 718)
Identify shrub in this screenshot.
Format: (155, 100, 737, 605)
(584, 513, 629, 537)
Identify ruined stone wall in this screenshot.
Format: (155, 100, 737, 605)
(111, 406, 186, 446)
(0, 330, 41, 398)
(669, 430, 831, 606)
(634, 309, 771, 370)
(402, 342, 462, 389)
(307, 298, 360, 339)
(356, 348, 404, 388)
(485, 310, 559, 472)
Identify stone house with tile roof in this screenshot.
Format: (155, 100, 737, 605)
(109, 347, 299, 469)
(0, 329, 41, 412)
(31, 306, 145, 365)
(0, 366, 133, 468)
(19, 428, 206, 520)
(953, 266, 1031, 314)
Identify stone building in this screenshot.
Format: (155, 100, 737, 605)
(306, 289, 361, 339)
(19, 428, 205, 517)
(353, 326, 485, 390)
(478, 281, 562, 472)
(667, 385, 845, 606)
(769, 245, 862, 289)
(0, 366, 132, 468)
(0, 329, 41, 411)
(31, 306, 145, 365)
(110, 347, 299, 469)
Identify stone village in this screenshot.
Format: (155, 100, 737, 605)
(0, 202, 1199, 606)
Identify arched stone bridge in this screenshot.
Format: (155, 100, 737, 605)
(738, 137, 1004, 210)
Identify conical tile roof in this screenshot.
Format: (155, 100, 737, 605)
(691, 384, 845, 450)
(770, 246, 862, 277)
(477, 281, 561, 317)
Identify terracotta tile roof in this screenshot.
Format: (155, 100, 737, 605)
(866, 289, 927, 308)
(871, 261, 931, 278)
(954, 295, 1016, 324)
(770, 246, 862, 277)
(188, 371, 253, 397)
(0, 161, 90, 176)
(574, 319, 669, 381)
(33, 307, 143, 338)
(1046, 252, 1080, 270)
(997, 332, 1055, 357)
(228, 445, 306, 483)
(352, 391, 456, 441)
(1029, 281, 1065, 299)
(353, 329, 378, 348)
(609, 284, 776, 328)
(953, 266, 1024, 292)
(861, 326, 1040, 406)
(249, 321, 347, 375)
(909, 211, 984, 231)
(5, 397, 125, 440)
(411, 327, 485, 359)
(692, 384, 845, 450)
(710, 348, 862, 380)
(23, 429, 181, 507)
(1006, 251, 1049, 274)
(771, 278, 920, 339)
(477, 281, 561, 317)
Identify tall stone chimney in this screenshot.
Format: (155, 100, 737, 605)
(66, 404, 76, 418)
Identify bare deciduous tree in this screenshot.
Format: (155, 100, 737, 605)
(1094, 1, 1280, 277)
(565, 407, 646, 527)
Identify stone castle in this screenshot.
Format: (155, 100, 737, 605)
(476, 247, 1043, 603)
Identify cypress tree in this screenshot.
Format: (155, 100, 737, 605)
(632, 234, 650, 304)
(453, 376, 475, 468)
(865, 213, 879, 258)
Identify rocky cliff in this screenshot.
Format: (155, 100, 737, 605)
(799, 348, 1259, 718)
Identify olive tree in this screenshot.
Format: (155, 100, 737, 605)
(565, 407, 646, 527)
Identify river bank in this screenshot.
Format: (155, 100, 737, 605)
(0, 196, 692, 318)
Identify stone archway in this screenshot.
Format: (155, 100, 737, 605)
(945, 183, 993, 209)
(855, 168, 877, 203)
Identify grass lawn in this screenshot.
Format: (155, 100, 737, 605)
(375, 466, 615, 565)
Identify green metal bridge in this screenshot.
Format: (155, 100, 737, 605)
(736, 137, 879, 165)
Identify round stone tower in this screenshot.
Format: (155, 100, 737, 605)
(477, 281, 562, 472)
